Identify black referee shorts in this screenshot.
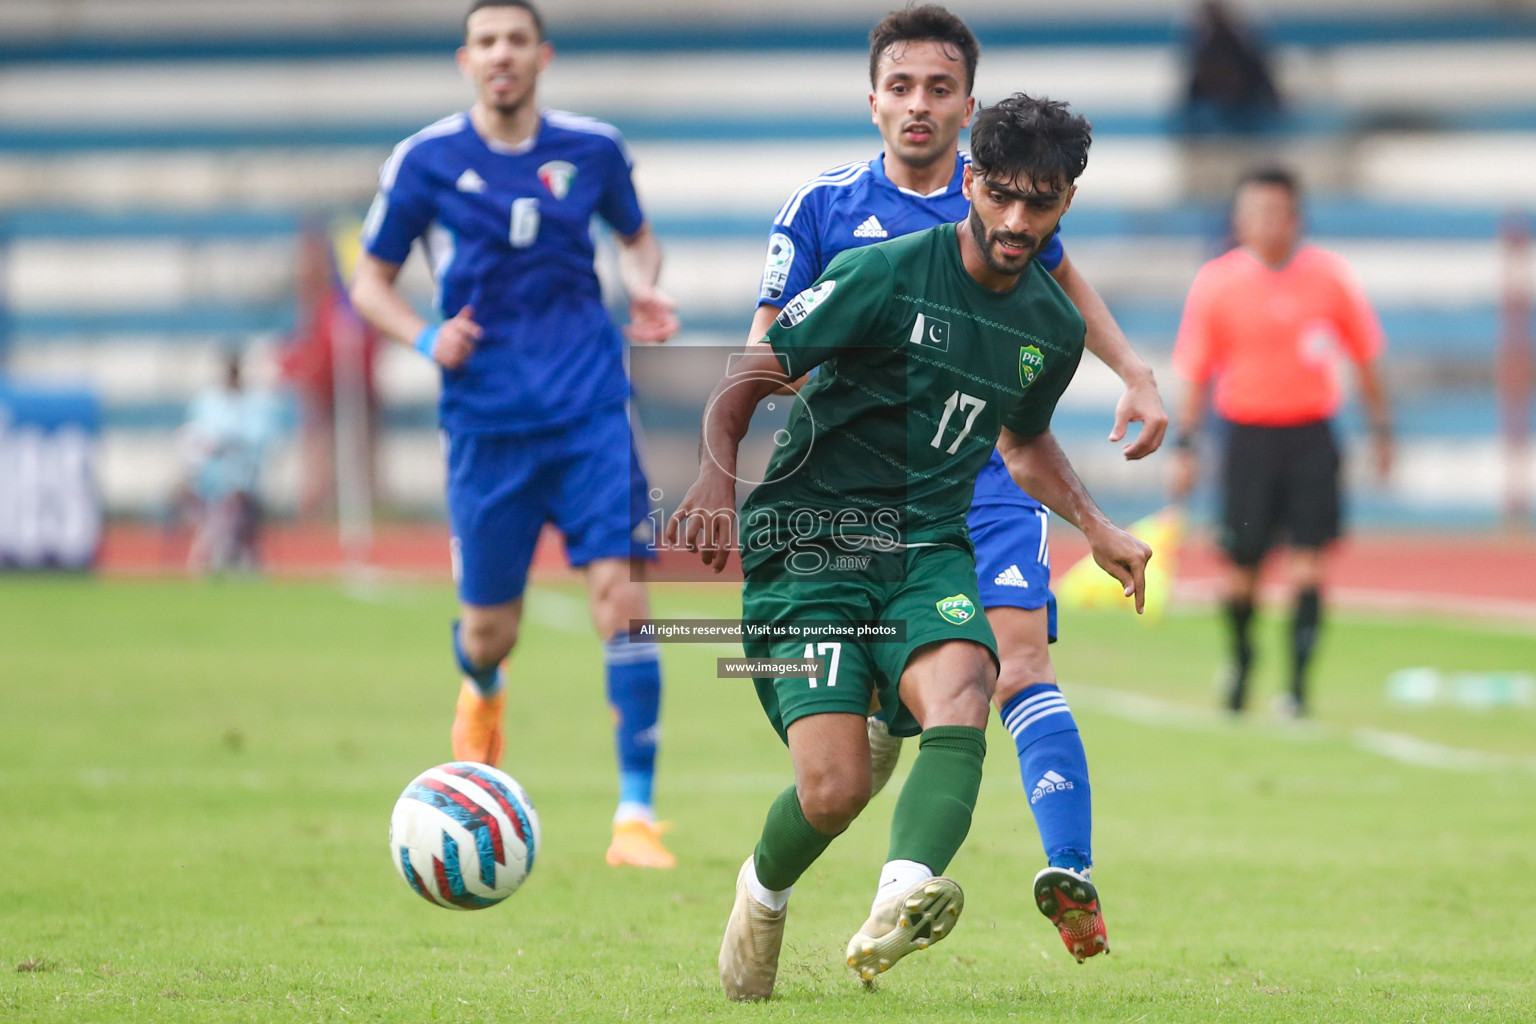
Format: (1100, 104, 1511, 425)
(1219, 420, 1341, 567)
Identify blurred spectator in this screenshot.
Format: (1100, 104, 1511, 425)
(1180, 0, 1283, 136)
(281, 226, 382, 521)
(177, 350, 282, 573)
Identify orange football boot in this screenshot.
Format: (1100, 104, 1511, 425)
(450, 681, 505, 766)
(605, 818, 676, 869)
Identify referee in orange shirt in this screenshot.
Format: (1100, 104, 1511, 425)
(1171, 166, 1392, 716)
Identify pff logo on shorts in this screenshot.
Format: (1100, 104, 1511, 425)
(935, 594, 976, 625)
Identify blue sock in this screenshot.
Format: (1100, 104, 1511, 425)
(451, 619, 503, 697)
(999, 683, 1092, 873)
(604, 632, 662, 815)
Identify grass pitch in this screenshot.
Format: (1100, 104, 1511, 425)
(2, 575, 1534, 1022)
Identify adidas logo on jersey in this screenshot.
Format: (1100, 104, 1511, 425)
(1031, 770, 1073, 804)
(853, 215, 888, 238)
(455, 169, 487, 193)
(994, 564, 1030, 588)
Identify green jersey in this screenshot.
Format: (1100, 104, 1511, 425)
(739, 223, 1085, 575)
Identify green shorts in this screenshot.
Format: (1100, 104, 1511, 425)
(741, 544, 997, 743)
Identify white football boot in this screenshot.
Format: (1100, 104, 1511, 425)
(845, 877, 963, 982)
(867, 716, 904, 798)
(718, 857, 787, 1001)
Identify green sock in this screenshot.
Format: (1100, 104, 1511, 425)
(753, 785, 839, 891)
(887, 725, 987, 873)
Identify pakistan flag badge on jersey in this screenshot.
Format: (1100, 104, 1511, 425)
(936, 594, 977, 625)
(1019, 345, 1045, 390)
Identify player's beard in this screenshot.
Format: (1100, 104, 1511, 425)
(482, 70, 536, 118)
(967, 208, 1040, 277)
(488, 87, 535, 118)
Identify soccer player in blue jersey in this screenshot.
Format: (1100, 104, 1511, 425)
(747, 5, 1168, 958)
(349, 0, 680, 869)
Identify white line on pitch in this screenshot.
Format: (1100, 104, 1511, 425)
(1067, 682, 1536, 776)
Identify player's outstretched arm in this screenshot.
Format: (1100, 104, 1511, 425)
(747, 304, 779, 346)
(666, 344, 791, 572)
(998, 425, 1153, 613)
(350, 253, 427, 345)
(748, 304, 810, 394)
(1050, 253, 1167, 459)
(350, 253, 480, 368)
(617, 224, 680, 343)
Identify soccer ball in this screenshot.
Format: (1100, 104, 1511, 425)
(389, 761, 541, 909)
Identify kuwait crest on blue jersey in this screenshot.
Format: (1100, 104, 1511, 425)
(537, 160, 576, 200)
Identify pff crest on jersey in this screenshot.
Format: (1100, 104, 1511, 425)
(1020, 345, 1045, 390)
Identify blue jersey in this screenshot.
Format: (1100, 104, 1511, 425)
(757, 152, 1064, 508)
(364, 110, 644, 435)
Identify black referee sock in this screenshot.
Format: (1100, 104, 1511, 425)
(1290, 588, 1322, 710)
(1223, 598, 1255, 711)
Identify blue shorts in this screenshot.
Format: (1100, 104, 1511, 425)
(445, 404, 653, 607)
(968, 502, 1057, 641)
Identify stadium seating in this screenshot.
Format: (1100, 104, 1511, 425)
(1, 0, 1532, 524)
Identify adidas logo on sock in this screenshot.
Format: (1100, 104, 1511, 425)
(853, 215, 888, 238)
(1031, 769, 1073, 804)
(993, 564, 1030, 588)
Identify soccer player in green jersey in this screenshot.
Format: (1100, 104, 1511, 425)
(753, 7, 1168, 963)
(667, 94, 1152, 1000)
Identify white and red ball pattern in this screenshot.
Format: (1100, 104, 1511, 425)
(389, 762, 540, 909)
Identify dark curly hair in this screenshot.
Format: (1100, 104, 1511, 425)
(464, 0, 543, 41)
(868, 5, 980, 94)
(969, 94, 1093, 190)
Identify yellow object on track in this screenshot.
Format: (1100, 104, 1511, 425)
(1054, 505, 1185, 621)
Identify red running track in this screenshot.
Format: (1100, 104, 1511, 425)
(99, 522, 1536, 618)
